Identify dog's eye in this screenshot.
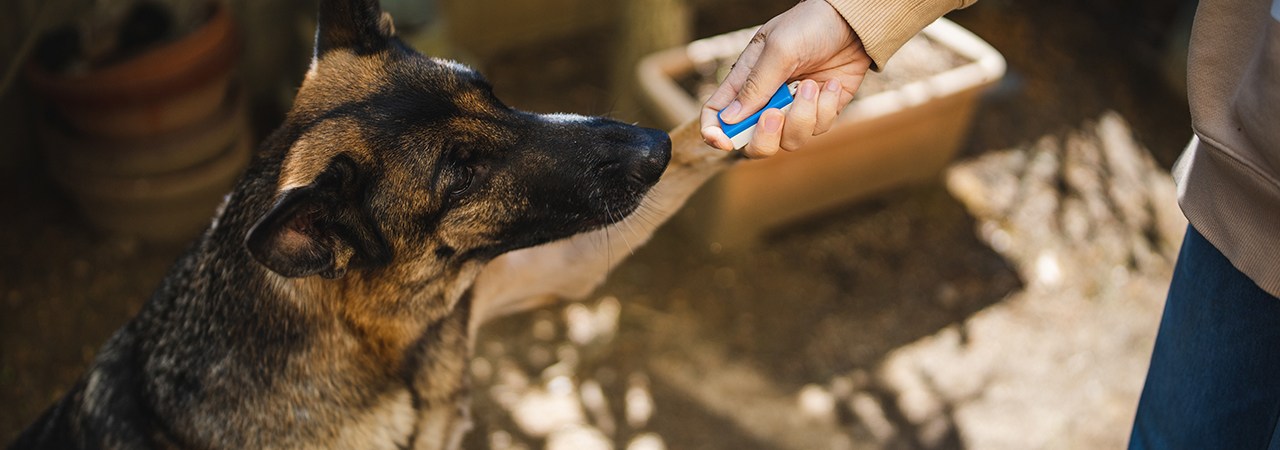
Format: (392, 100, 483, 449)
(444, 144, 477, 198)
(448, 165, 474, 197)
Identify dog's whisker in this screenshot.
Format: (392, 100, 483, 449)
(606, 216, 618, 280)
(608, 204, 636, 257)
(630, 201, 666, 227)
(618, 211, 645, 256)
(633, 209, 661, 230)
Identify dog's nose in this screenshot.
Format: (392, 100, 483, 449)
(629, 127, 671, 184)
(585, 121, 671, 186)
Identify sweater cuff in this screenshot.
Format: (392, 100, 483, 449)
(825, 0, 965, 70)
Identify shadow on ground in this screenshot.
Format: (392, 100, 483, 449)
(467, 184, 1021, 449)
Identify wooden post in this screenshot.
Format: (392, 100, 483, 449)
(610, 0, 690, 124)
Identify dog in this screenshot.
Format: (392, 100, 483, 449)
(3, 0, 748, 447)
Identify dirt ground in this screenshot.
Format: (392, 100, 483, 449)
(1, 1, 1192, 448)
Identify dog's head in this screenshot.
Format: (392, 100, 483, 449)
(244, 0, 670, 283)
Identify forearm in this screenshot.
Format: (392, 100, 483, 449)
(824, 0, 975, 69)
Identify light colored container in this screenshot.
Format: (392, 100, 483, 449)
(637, 18, 1006, 245)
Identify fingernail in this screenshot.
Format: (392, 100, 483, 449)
(825, 79, 841, 92)
(800, 80, 818, 100)
(761, 112, 782, 133)
(722, 101, 742, 120)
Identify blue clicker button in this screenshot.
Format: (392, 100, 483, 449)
(718, 84, 796, 138)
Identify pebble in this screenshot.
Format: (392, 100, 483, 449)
(580, 379, 616, 436)
(625, 374, 654, 429)
(626, 432, 667, 450)
(798, 384, 836, 423)
(849, 392, 896, 442)
(510, 387, 585, 438)
(546, 425, 612, 450)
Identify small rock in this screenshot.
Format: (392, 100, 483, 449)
(510, 387, 586, 438)
(489, 430, 516, 450)
(626, 432, 667, 450)
(580, 379, 616, 436)
(566, 304, 596, 345)
(829, 375, 857, 399)
(1034, 252, 1062, 287)
(625, 374, 654, 429)
(595, 297, 621, 341)
(797, 384, 836, 423)
(850, 392, 896, 442)
(546, 425, 613, 450)
(547, 375, 575, 396)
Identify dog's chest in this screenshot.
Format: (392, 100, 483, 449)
(328, 389, 417, 450)
(325, 313, 473, 449)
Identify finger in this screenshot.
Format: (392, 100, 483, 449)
(834, 73, 863, 107)
(699, 38, 767, 148)
(723, 35, 795, 124)
(744, 108, 785, 159)
(814, 79, 843, 135)
(709, 36, 765, 111)
(700, 98, 737, 151)
(700, 126, 734, 151)
(781, 80, 819, 151)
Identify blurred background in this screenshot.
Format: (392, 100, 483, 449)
(0, 0, 1198, 448)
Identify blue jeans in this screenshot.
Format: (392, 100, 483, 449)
(1130, 226, 1280, 449)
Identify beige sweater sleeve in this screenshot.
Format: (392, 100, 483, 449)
(825, 0, 975, 70)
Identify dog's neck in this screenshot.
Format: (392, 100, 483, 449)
(254, 251, 483, 367)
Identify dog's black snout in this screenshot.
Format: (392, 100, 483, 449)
(605, 126, 670, 186)
(636, 127, 672, 184)
(550, 116, 672, 188)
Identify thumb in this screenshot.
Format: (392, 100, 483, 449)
(721, 42, 793, 124)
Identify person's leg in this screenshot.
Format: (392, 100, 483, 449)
(1130, 225, 1280, 449)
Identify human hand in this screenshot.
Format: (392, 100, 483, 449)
(700, 0, 871, 159)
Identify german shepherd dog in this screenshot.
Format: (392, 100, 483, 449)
(6, 0, 749, 447)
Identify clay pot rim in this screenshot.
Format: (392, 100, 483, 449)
(40, 89, 248, 178)
(52, 131, 252, 202)
(25, 2, 240, 106)
(39, 84, 246, 153)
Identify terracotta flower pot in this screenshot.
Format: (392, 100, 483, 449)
(636, 18, 1006, 245)
(39, 88, 247, 178)
(49, 125, 252, 242)
(26, 2, 250, 242)
(25, 3, 239, 138)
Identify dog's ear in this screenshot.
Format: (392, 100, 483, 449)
(315, 0, 396, 55)
(246, 154, 392, 279)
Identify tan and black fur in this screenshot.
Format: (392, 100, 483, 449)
(8, 0, 680, 448)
